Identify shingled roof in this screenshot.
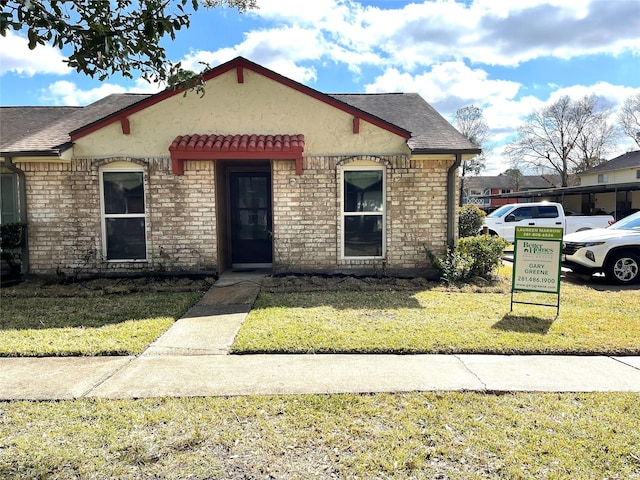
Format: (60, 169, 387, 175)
(0, 106, 80, 152)
(1, 94, 149, 154)
(331, 93, 480, 153)
(1, 58, 479, 157)
(582, 150, 640, 174)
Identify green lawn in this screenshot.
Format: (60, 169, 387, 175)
(0, 278, 207, 356)
(1, 393, 639, 479)
(232, 271, 640, 355)
(1, 274, 639, 479)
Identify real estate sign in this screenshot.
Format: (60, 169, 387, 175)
(512, 226, 563, 294)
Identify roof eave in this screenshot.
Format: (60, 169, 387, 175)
(1, 142, 73, 158)
(411, 148, 482, 155)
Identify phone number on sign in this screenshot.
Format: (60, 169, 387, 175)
(517, 276, 556, 284)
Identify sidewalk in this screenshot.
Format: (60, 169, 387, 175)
(1, 271, 639, 401)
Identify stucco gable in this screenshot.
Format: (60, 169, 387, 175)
(70, 57, 411, 143)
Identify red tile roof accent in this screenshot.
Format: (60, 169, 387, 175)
(169, 134, 305, 175)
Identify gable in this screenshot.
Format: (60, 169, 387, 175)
(72, 66, 411, 160)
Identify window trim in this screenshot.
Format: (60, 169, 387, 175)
(99, 163, 148, 262)
(340, 165, 386, 260)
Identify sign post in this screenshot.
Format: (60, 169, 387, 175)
(511, 226, 563, 315)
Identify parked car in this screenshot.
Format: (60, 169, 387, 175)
(562, 211, 640, 284)
(482, 202, 614, 242)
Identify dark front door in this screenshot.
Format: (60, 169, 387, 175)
(229, 171, 273, 266)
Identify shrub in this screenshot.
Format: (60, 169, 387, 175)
(1, 222, 26, 276)
(458, 235, 507, 278)
(459, 204, 486, 237)
(426, 247, 474, 283)
(426, 235, 507, 283)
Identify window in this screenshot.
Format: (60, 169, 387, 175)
(342, 167, 385, 258)
(598, 174, 608, 183)
(100, 167, 146, 261)
(508, 206, 533, 221)
(636, 169, 640, 179)
(535, 206, 559, 218)
(0, 173, 19, 224)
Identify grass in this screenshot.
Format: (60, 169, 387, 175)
(1, 392, 638, 479)
(0, 278, 207, 356)
(1, 274, 638, 478)
(232, 268, 640, 355)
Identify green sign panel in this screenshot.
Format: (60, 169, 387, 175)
(512, 227, 563, 294)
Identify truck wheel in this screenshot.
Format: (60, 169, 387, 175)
(605, 251, 640, 284)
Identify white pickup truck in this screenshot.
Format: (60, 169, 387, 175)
(482, 202, 614, 242)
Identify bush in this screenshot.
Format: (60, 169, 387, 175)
(426, 235, 507, 283)
(458, 235, 507, 278)
(459, 204, 486, 238)
(1, 222, 26, 276)
(426, 247, 474, 284)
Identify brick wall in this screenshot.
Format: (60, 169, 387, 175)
(272, 155, 453, 275)
(18, 154, 454, 276)
(18, 158, 217, 276)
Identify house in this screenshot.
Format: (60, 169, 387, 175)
(0, 57, 480, 278)
(469, 151, 640, 218)
(462, 174, 572, 211)
(578, 150, 640, 217)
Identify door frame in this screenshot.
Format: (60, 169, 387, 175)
(215, 160, 273, 272)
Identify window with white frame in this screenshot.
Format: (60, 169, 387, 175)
(100, 166, 147, 261)
(636, 169, 639, 179)
(598, 174, 608, 183)
(342, 166, 385, 258)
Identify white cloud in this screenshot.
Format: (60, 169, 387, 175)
(6, 0, 638, 172)
(39, 79, 160, 106)
(252, 0, 640, 70)
(365, 61, 521, 115)
(180, 26, 323, 83)
(0, 31, 69, 76)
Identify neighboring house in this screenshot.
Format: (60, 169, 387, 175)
(0, 57, 479, 278)
(472, 151, 640, 218)
(578, 150, 640, 216)
(462, 174, 570, 211)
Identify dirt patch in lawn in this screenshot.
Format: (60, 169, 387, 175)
(261, 273, 510, 293)
(2, 270, 511, 299)
(1, 275, 216, 298)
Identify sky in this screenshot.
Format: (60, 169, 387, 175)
(1, 0, 639, 174)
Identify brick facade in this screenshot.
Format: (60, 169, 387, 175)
(16, 154, 453, 277)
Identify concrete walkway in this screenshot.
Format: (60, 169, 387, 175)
(1, 271, 639, 401)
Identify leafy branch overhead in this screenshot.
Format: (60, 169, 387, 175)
(0, 0, 257, 87)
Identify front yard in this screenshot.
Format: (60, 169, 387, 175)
(2, 267, 638, 357)
(0, 276, 211, 356)
(1, 271, 639, 479)
(234, 267, 639, 355)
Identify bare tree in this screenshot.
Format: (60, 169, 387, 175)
(618, 93, 640, 148)
(455, 105, 488, 204)
(506, 95, 618, 186)
(574, 107, 619, 172)
(501, 168, 524, 192)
